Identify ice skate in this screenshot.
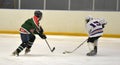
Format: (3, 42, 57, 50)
(12, 50, 19, 56)
(86, 50, 97, 56)
(25, 48, 31, 54)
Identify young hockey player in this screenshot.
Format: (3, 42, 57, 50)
(12, 10, 47, 56)
(85, 15, 107, 56)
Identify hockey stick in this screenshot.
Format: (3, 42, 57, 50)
(45, 39, 55, 52)
(63, 39, 87, 54)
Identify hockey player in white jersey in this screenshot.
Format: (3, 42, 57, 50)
(85, 15, 107, 56)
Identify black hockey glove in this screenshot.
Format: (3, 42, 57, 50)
(39, 27, 44, 34)
(38, 33, 47, 39)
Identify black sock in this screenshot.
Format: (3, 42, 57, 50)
(94, 46, 97, 53)
(16, 43, 26, 53)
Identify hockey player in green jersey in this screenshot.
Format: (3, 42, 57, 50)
(12, 10, 46, 56)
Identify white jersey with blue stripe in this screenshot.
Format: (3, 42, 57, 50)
(86, 19, 104, 37)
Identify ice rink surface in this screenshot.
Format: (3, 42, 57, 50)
(0, 34, 120, 65)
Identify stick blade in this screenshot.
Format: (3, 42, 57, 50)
(63, 51, 72, 54)
(51, 47, 55, 52)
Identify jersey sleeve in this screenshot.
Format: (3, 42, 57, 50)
(86, 23, 93, 35)
(99, 18, 107, 25)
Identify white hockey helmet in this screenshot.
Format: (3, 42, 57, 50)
(85, 15, 93, 20)
(85, 15, 93, 23)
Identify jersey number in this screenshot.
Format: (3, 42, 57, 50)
(90, 21, 101, 28)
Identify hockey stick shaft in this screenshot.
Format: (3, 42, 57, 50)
(72, 39, 87, 52)
(65, 39, 87, 53)
(45, 39, 55, 52)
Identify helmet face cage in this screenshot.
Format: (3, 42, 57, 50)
(86, 19, 90, 23)
(34, 11, 42, 18)
(85, 15, 93, 23)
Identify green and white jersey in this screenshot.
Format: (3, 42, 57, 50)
(20, 16, 40, 34)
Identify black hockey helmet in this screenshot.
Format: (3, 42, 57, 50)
(34, 10, 42, 18)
